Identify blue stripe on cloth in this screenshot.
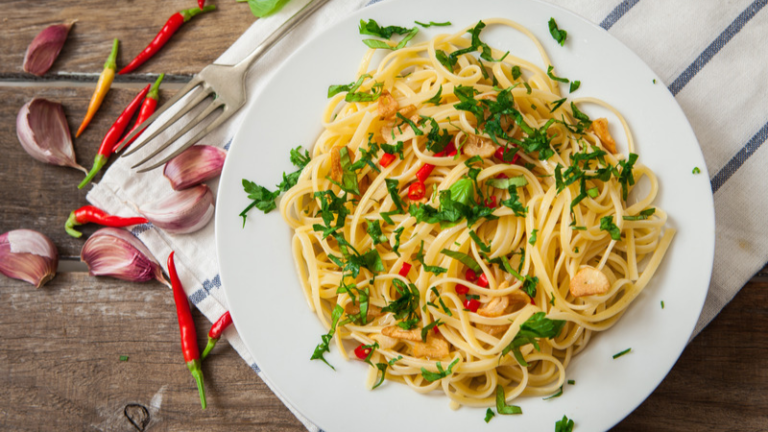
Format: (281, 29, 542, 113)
(668, 0, 768, 96)
(223, 137, 233, 151)
(202, 274, 222, 292)
(710, 120, 768, 193)
(250, 363, 261, 373)
(600, 0, 640, 30)
(131, 223, 152, 236)
(189, 289, 208, 305)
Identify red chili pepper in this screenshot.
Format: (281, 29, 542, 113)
(530, 297, 536, 305)
(496, 173, 509, 179)
(168, 251, 207, 409)
(78, 84, 150, 189)
(398, 262, 412, 278)
(201, 311, 233, 360)
(198, 0, 206, 9)
(494, 145, 520, 164)
(354, 343, 372, 360)
(485, 195, 497, 208)
(415, 142, 457, 183)
(463, 299, 480, 312)
(114, 73, 165, 153)
(465, 269, 478, 282)
(408, 181, 426, 200)
(380, 152, 397, 168)
(455, 284, 469, 295)
(433, 326, 440, 334)
(477, 273, 489, 288)
(65, 205, 148, 238)
(119, 6, 216, 75)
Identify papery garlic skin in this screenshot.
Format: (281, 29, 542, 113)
(23, 22, 74, 76)
(81, 228, 165, 283)
(163, 145, 227, 191)
(16, 98, 87, 173)
(139, 184, 215, 234)
(0, 229, 58, 288)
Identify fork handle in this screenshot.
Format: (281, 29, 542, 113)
(234, 0, 332, 72)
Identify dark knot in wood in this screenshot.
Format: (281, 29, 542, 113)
(124, 403, 150, 432)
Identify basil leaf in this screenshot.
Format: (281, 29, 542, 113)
(448, 178, 475, 206)
(328, 74, 369, 98)
(468, 230, 491, 253)
(622, 208, 656, 221)
(548, 18, 567, 46)
(367, 220, 388, 245)
(486, 176, 528, 189)
(244, 0, 290, 18)
(420, 358, 460, 382)
(358, 19, 411, 38)
(600, 215, 621, 241)
(421, 319, 443, 342)
(440, 249, 482, 273)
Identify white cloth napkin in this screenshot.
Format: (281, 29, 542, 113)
(87, 0, 768, 429)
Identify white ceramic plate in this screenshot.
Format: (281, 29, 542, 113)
(216, 0, 715, 430)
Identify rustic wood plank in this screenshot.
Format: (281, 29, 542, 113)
(0, 273, 303, 431)
(0, 0, 254, 79)
(0, 272, 765, 430)
(0, 85, 175, 259)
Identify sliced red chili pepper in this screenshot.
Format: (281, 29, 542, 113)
(433, 326, 440, 334)
(201, 311, 233, 360)
(114, 73, 164, 153)
(463, 299, 480, 312)
(465, 269, 478, 282)
(494, 145, 520, 165)
(167, 251, 207, 409)
(485, 195, 497, 208)
(380, 152, 397, 168)
(530, 297, 536, 305)
(408, 181, 426, 200)
(78, 84, 150, 189)
(496, 173, 509, 179)
(477, 273, 489, 288)
(65, 205, 148, 238)
(415, 142, 455, 182)
(354, 343, 372, 360)
(455, 284, 469, 295)
(198, 0, 206, 9)
(119, 6, 216, 75)
(398, 262, 412, 278)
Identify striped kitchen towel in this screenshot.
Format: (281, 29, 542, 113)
(87, 0, 768, 430)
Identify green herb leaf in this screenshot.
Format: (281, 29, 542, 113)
(600, 215, 621, 241)
(421, 319, 443, 341)
(385, 178, 406, 213)
(568, 379, 575, 385)
(363, 27, 419, 51)
(240, 180, 279, 224)
(500, 312, 565, 364)
(485, 408, 495, 423)
(555, 415, 575, 432)
(415, 20, 452, 27)
(421, 358, 460, 382)
(392, 226, 404, 256)
(381, 141, 404, 159)
(468, 230, 491, 253)
(310, 304, 344, 369)
(501, 185, 528, 218)
(550, 97, 567, 113)
(328, 147, 361, 195)
(547, 65, 569, 83)
(496, 385, 523, 414)
(359, 19, 411, 38)
(382, 280, 420, 328)
(528, 229, 538, 245)
(612, 347, 631, 359)
(569, 80, 581, 93)
(511, 65, 522, 80)
(416, 240, 448, 274)
(440, 249, 482, 272)
(367, 220, 388, 245)
(543, 385, 563, 400)
(119, 355, 129, 362)
(426, 85, 443, 105)
(244, 0, 290, 18)
(486, 176, 528, 189)
(692, 166, 701, 174)
(328, 74, 369, 98)
(548, 18, 567, 46)
(622, 207, 656, 221)
(587, 187, 599, 198)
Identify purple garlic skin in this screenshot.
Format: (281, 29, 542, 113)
(81, 227, 165, 284)
(0, 229, 58, 288)
(17, 98, 87, 173)
(139, 184, 215, 235)
(23, 22, 74, 76)
(163, 145, 227, 191)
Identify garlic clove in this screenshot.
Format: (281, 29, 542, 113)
(163, 145, 227, 191)
(0, 229, 58, 288)
(23, 22, 74, 76)
(139, 184, 215, 234)
(80, 227, 166, 284)
(16, 98, 87, 173)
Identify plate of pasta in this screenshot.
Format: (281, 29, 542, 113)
(215, 0, 715, 430)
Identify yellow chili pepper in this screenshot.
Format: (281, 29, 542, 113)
(76, 38, 118, 138)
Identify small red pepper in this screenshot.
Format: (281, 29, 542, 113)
(78, 84, 150, 189)
(65, 205, 148, 238)
(463, 299, 480, 312)
(465, 269, 478, 282)
(114, 73, 165, 153)
(198, 0, 206, 9)
(455, 284, 469, 295)
(416, 142, 457, 183)
(354, 343, 372, 360)
(408, 181, 426, 200)
(477, 273, 489, 288)
(119, 6, 216, 75)
(398, 262, 412, 278)
(379, 152, 397, 168)
(433, 326, 440, 334)
(494, 145, 520, 165)
(485, 195, 497, 208)
(168, 251, 207, 409)
(496, 173, 509, 179)
(201, 311, 233, 360)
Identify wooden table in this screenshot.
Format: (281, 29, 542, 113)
(1, 1, 766, 430)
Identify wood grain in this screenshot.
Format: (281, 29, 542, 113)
(0, 0, 254, 80)
(0, 272, 765, 431)
(0, 85, 175, 259)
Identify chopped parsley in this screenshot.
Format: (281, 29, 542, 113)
(529, 229, 538, 245)
(382, 279, 421, 329)
(119, 355, 129, 362)
(486, 176, 528, 189)
(569, 80, 581, 93)
(547, 65, 570, 83)
(415, 20, 451, 27)
(435, 21, 504, 71)
(550, 97, 567, 113)
(380, 141, 404, 160)
(548, 18, 567, 46)
(363, 27, 419, 51)
(484, 408, 495, 423)
(421, 319, 443, 341)
(556, 415, 575, 432)
(372, 355, 402, 389)
(421, 358, 460, 382)
(568, 379, 575, 385)
(622, 208, 656, 221)
(366, 220, 388, 245)
(396, 112, 424, 135)
(612, 347, 632, 359)
(392, 227, 404, 256)
(543, 385, 563, 400)
(429, 286, 453, 316)
(358, 19, 411, 38)
(468, 230, 491, 253)
(440, 249, 482, 272)
(328, 233, 384, 278)
(600, 216, 621, 241)
(495, 385, 523, 414)
(511, 65, 522, 80)
(416, 240, 448, 274)
(310, 304, 344, 369)
(240, 146, 310, 226)
(328, 146, 360, 195)
(501, 312, 565, 366)
(312, 190, 349, 239)
(661, 300, 665, 309)
(692, 166, 701, 174)
(426, 84, 443, 105)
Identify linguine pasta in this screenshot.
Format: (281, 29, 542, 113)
(278, 18, 674, 410)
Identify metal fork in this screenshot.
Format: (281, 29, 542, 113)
(117, 0, 331, 172)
